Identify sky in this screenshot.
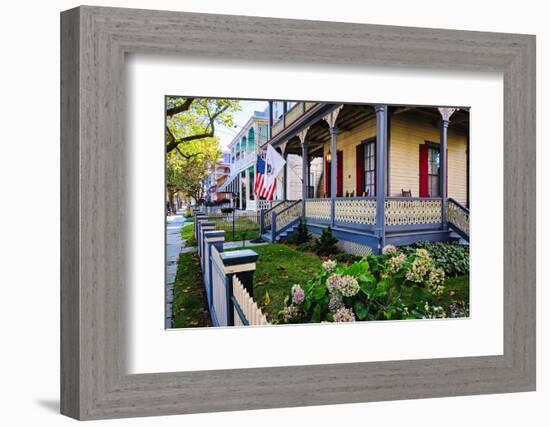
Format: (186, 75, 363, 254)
(215, 100, 269, 151)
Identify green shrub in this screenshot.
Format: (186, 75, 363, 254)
(315, 226, 339, 256)
(278, 246, 465, 324)
(288, 218, 312, 244)
(334, 253, 363, 264)
(402, 241, 469, 276)
(221, 207, 234, 214)
(296, 240, 317, 252)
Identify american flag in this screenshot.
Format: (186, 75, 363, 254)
(256, 145, 285, 200)
(254, 155, 268, 197)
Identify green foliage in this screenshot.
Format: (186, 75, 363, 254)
(180, 223, 196, 246)
(296, 240, 318, 252)
(220, 207, 234, 214)
(314, 226, 340, 256)
(333, 253, 364, 264)
(172, 253, 211, 328)
(288, 218, 312, 244)
(166, 97, 241, 153)
(278, 246, 469, 324)
(402, 241, 469, 276)
(166, 137, 221, 202)
(252, 244, 323, 322)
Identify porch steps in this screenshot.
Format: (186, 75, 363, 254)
(449, 230, 469, 245)
(261, 224, 298, 243)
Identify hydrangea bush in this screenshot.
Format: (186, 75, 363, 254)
(277, 245, 464, 324)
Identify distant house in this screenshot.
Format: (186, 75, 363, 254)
(257, 102, 469, 255)
(204, 156, 232, 204)
(219, 105, 322, 210)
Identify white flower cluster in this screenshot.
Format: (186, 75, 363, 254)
(382, 244, 398, 255)
(327, 274, 360, 297)
(328, 295, 344, 312)
(387, 252, 407, 274)
(333, 307, 356, 322)
(322, 259, 337, 273)
(422, 302, 446, 319)
(426, 267, 445, 296)
(405, 248, 432, 283)
(280, 305, 300, 322)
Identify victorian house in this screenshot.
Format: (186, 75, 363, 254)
(259, 102, 470, 255)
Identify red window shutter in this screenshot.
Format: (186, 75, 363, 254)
(337, 151, 344, 197)
(356, 143, 364, 196)
(419, 144, 429, 197)
(325, 159, 330, 196)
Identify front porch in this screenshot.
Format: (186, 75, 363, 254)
(260, 196, 469, 254)
(259, 101, 470, 254)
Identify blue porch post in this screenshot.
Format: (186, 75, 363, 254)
(438, 108, 455, 230)
(329, 125, 338, 227)
(301, 141, 309, 217)
(283, 152, 288, 201)
(375, 105, 388, 252)
(268, 101, 273, 139)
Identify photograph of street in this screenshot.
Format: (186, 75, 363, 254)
(165, 97, 470, 328)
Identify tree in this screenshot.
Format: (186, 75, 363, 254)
(166, 97, 241, 154)
(166, 137, 221, 211)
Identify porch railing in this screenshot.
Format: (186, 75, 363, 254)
(335, 197, 377, 224)
(446, 198, 470, 241)
(304, 198, 331, 221)
(257, 199, 285, 211)
(272, 200, 302, 235)
(385, 197, 442, 225)
(261, 200, 293, 232)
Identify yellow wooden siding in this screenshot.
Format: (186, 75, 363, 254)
(321, 114, 468, 204)
(322, 119, 376, 196)
(389, 115, 467, 204)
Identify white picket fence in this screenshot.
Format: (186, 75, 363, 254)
(195, 210, 269, 327)
(232, 276, 269, 326)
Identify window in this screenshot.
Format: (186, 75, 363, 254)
(428, 146, 440, 197)
(363, 140, 376, 196)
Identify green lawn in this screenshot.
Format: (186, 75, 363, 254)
(172, 252, 211, 328)
(181, 222, 196, 246)
(252, 244, 323, 322)
(207, 216, 260, 242)
(171, 239, 469, 327)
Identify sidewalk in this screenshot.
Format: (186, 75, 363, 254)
(165, 211, 267, 328)
(165, 209, 190, 328)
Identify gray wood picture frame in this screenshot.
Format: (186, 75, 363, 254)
(60, 5, 536, 421)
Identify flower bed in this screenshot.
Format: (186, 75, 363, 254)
(277, 244, 469, 324)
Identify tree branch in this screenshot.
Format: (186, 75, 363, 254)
(166, 132, 215, 153)
(166, 98, 194, 116)
(165, 102, 230, 153)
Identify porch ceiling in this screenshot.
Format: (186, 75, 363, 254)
(281, 104, 469, 157)
(283, 104, 376, 156)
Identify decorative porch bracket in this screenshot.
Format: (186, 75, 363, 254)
(375, 105, 388, 252)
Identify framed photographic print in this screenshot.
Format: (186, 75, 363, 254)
(61, 6, 536, 420)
